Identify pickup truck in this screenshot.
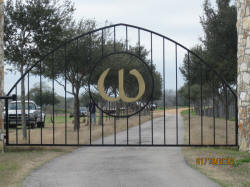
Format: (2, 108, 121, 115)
(3, 100, 46, 128)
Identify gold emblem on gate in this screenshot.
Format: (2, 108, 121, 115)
(98, 68, 145, 103)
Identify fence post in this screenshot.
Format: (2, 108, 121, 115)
(0, 0, 4, 152)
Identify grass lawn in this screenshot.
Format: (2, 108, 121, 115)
(181, 110, 250, 187)
(0, 110, 163, 187)
(0, 145, 74, 187)
(44, 113, 112, 124)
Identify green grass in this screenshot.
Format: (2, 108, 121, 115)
(229, 117, 235, 122)
(181, 109, 196, 116)
(45, 113, 111, 124)
(181, 111, 250, 187)
(233, 157, 250, 167)
(0, 161, 18, 174)
(155, 106, 164, 110)
(154, 106, 188, 111)
(0, 144, 74, 187)
(181, 108, 235, 122)
(182, 146, 250, 187)
(45, 115, 71, 124)
(243, 182, 250, 187)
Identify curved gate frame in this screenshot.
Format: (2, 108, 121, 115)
(3, 23, 238, 147)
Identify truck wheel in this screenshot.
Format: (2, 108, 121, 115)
(38, 122, 45, 128)
(31, 123, 35, 129)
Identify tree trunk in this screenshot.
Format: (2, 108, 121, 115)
(73, 87, 80, 131)
(21, 65, 27, 140)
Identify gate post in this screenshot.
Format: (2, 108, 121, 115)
(0, 0, 4, 143)
(237, 0, 250, 151)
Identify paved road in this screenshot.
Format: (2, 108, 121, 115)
(23, 114, 220, 187)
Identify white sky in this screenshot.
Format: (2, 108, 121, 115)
(73, 0, 208, 47)
(5, 0, 217, 96)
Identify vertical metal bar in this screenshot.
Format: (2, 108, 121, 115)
(52, 53, 55, 144)
(90, 106, 92, 145)
(225, 87, 228, 144)
(89, 34, 92, 145)
(114, 26, 116, 52)
(114, 92, 117, 145)
(188, 52, 191, 145)
(163, 38, 166, 144)
(213, 79, 215, 145)
(138, 29, 141, 144)
(126, 26, 128, 51)
(28, 72, 30, 144)
(150, 32, 154, 145)
(126, 106, 128, 145)
(15, 86, 18, 144)
(126, 111, 128, 145)
(102, 29, 104, 56)
(64, 44, 67, 145)
(175, 44, 178, 145)
(200, 64, 203, 145)
(40, 61, 42, 145)
(138, 29, 141, 55)
(139, 111, 141, 144)
(108, 102, 110, 120)
(5, 99, 9, 145)
(235, 95, 238, 146)
(102, 110, 104, 144)
(114, 114, 116, 144)
(77, 39, 79, 145)
(151, 33, 154, 145)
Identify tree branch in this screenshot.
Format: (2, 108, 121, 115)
(54, 79, 73, 95)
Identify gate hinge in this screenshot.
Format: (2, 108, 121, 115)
(0, 94, 17, 101)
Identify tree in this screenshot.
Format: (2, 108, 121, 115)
(90, 43, 162, 102)
(89, 42, 162, 117)
(4, 0, 75, 139)
(180, 0, 237, 115)
(129, 44, 162, 101)
(180, 45, 224, 115)
(27, 83, 60, 112)
(42, 19, 101, 131)
(200, 0, 237, 85)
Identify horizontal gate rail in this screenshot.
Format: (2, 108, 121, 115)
(5, 144, 238, 147)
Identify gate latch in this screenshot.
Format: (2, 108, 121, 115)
(0, 94, 17, 101)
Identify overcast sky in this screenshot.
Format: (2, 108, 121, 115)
(5, 0, 217, 96)
(73, 0, 210, 48)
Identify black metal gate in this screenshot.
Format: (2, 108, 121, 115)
(3, 23, 238, 146)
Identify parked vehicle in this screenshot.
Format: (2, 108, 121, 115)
(80, 107, 88, 116)
(69, 107, 88, 118)
(2, 100, 46, 128)
(143, 103, 157, 111)
(150, 103, 157, 110)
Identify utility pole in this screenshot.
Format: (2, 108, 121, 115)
(0, 0, 4, 152)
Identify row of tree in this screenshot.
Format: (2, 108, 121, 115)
(179, 0, 237, 115)
(4, 0, 162, 139)
(4, 0, 76, 139)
